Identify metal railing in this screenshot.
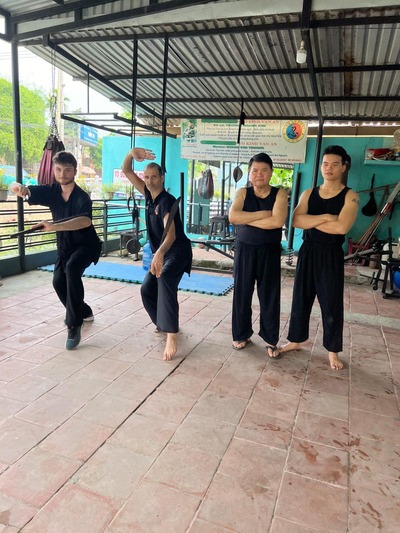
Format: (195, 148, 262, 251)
(0, 197, 147, 260)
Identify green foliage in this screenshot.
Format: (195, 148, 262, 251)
(91, 136, 103, 172)
(270, 168, 293, 191)
(0, 78, 47, 166)
(0, 168, 6, 189)
(101, 182, 120, 194)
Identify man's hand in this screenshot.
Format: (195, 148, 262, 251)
(31, 221, 50, 231)
(9, 183, 30, 199)
(150, 250, 164, 278)
(131, 148, 156, 162)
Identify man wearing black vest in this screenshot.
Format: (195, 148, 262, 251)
(122, 148, 192, 361)
(275, 145, 358, 369)
(229, 153, 288, 357)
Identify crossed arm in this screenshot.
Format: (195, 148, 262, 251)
(293, 188, 359, 234)
(229, 187, 288, 229)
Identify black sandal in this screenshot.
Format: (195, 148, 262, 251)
(267, 345, 282, 359)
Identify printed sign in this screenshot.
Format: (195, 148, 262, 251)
(80, 125, 98, 147)
(181, 119, 308, 164)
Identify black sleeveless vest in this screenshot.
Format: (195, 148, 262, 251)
(303, 186, 350, 244)
(236, 186, 282, 245)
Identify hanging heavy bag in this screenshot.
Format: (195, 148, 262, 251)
(198, 169, 214, 199)
(362, 174, 378, 216)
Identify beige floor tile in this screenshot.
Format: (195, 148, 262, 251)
(198, 472, 275, 533)
(287, 438, 349, 486)
(294, 410, 349, 449)
(237, 410, 293, 450)
(0, 448, 81, 507)
(276, 473, 348, 533)
(218, 437, 286, 490)
(22, 484, 119, 533)
(38, 416, 113, 462)
(145, 441, 220, 496)
(299, 389, 349, 420)
(73, 443, 154, 500)
(108, 413, 177, 456)
(106, 480, 200, 533)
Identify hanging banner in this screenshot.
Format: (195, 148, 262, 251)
(181, 119, 308, 164)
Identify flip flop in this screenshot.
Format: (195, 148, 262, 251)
(232, 339, 251, 350)
(267, 345, 282, 359)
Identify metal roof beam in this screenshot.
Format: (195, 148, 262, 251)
(46, 39, 162, 120)
(137, 96, 400, 103)
(12, 0, 216, 42)
(32, 14, 400, 46)
(167, 114, 400, 121)
(73, 64, 399, 82)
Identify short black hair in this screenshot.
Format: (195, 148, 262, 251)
(248, 153, 273, 170)
(53, 151, 77, 170)
(144, 162, 163, 176)
(323, 145, 351, 166)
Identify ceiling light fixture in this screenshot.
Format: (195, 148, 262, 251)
(296, 40, 307, 64)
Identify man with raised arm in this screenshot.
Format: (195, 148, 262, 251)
(122, 148, 192, 361)
(275, 145, 358, 369)
(9, 151, 102, 350)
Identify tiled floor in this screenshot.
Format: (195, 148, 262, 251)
(0, 254, 399, 533)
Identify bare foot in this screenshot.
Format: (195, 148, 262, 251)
(163, 333, 178, 361)
(329, 352, 344, 370)
(277, 341, 301, 354)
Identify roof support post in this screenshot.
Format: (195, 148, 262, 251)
(11, 40, 26, 272)
(312, 120, 324, 188)
(130, 37, 138, 148)
(161, 35, 169, 175)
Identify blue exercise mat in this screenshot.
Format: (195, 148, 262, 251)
(38, 262, 233, 296)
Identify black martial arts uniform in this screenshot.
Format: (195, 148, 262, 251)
(141, 187, 192, 333)
(28, 183, 102, 328)
(232, 186, 282, 346)
(287, 186, 350, 353)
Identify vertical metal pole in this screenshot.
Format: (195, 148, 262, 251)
(286, 171, 302, 265)
(221, 162, 226, 215)
(87, 64, 90, 113)
(180, 172, 184, 223)
(189, 161, 195, 230)
(161, 36, 169, 175)
(130, 37, 138, 149)
(11, 40, 26, 272)
(312, 120, 324, 187)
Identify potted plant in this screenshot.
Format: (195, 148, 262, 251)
(101, 182, 120, 200)
(75, 176, 94, 196)
(0, 169, 8, 201)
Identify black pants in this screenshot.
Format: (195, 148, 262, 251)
(232, 241, 281, 346)
(53, 247, 94, 328)
(141, 253, 190, 333)
(288, 241, 344, 353)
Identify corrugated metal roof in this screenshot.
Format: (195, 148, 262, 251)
(0, 1, 399, 132)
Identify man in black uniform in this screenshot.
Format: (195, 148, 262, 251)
(229, 153, 288, 357)
(275, 145, 358, 369)
(10, 151, 102, 350)
(122, 148, 192, 360)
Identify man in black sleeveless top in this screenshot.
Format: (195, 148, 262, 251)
(275, 145, 358, 369)
(122, 148, 192, 361)
(229, 153, 288, 356)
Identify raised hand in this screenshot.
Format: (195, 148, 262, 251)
(131, 148, 156, 162)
